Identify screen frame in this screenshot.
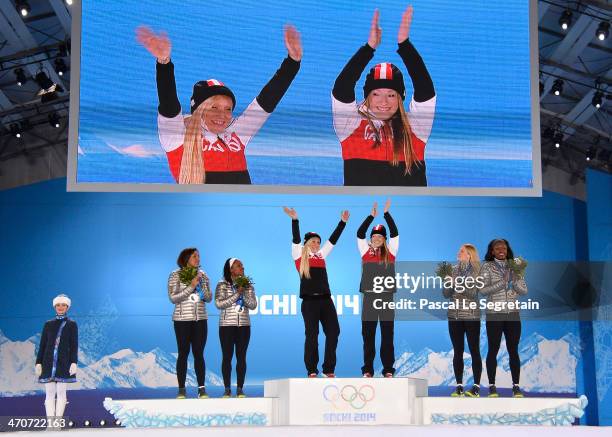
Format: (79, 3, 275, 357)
(66, 0, 542, 196)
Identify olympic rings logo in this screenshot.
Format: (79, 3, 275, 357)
(322, 384, 375, 410)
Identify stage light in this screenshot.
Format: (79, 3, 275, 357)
(115, 419, 122, 426)
(14, 68, 27, 86)
(16, 0, 31, 17)
(55, 58, 67, 76)
(35, 71, 54, 90)
(99, 420, 106, 426)
(48, 113, 61, 128)
(551, 79, 564, 96)
(592, 91, 603, 109)
(68, 421, 74, 427)
(553, 132, 563, 148)
(66, 0, 73, 5)
(84, 420, 91, 427)
(10, 123, 23, 139)
(596, 22, 609, 41)
(35, 71, 62, 103)
(559, 10, 572, 31)
(586, 147, 595, 161)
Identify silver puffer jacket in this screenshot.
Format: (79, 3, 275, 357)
(479, 260, 528, 316)
(167, 269, 212, 321)
(215, 280, 257, 327)
(442, 263, 481, 321)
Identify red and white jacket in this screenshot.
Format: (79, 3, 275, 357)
(358, 234, 399, 264)
(155, 57, 300, 183)
(356, 213, 399, 293)
(291, 219, 347, 298)
(332, 95, 436, 163)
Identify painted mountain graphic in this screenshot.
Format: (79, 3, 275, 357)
(1, 329, 579, 395)
(389, 332, 579, 392)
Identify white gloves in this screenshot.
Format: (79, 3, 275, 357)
(35, 363, 77, 376)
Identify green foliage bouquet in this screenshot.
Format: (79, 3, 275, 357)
(179, 266, 199, 285)
(234, 275, 254, 288)
(508, 257, 527, 279)
(435, 261, 453, 279)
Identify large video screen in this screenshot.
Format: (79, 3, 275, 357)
(68, 0, 539, 194)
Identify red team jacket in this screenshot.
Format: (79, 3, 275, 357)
(332, 95, 436, 164)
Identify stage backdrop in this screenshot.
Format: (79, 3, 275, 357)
(68, 0, 539, 194)
(586, 169, 612, 425)
(0, 178, 594, 408)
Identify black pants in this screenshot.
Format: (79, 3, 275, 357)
(206, 170, 251, 184)
(361, 293, 395, 375)
(344, 159, 427, 186)
(486, 319, 521, 385)
(173, 320, 207, 388)
(219, 326, 251, 388)
(301, 297, 340, 374)
(448, 320, 482, 385)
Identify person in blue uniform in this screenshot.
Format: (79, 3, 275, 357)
(36, 294, 78, 424)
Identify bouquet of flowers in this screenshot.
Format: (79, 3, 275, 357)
(178, 265, 199, 285)
(435, 261, 453, 279)
(508, 257, 527, 279)
(233, 276, 254, 314)
(234, 275, 254, 289)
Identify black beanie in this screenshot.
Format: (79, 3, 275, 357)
(190, 79, 236, 113)
(363, 63, 406, 101)
(303, 232, 321, 243)
(370, 224, 387, 238)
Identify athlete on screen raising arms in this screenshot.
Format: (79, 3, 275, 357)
(136, 25, 302, 184)
(332, 6, 436, 186)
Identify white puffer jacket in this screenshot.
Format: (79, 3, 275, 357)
(215, 280, 257, 327)
(479, 260, 528, 317)
(167, 269, 212, 321)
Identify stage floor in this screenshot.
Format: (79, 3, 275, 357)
(14, 425, 610, 436)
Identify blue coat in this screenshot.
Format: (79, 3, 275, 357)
(36, 318, 78, 383)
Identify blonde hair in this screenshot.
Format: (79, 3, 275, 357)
(370, 238, 392, 267)
(462, 243, 481, 275)
(359, 94, 420, 174)
(178, 95, 231, 184)
(381, 239, 392, 267)
(299, 245, 311, 279)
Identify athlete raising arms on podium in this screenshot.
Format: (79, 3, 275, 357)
(136, 25, 302, 184)
(357, 199, 399, 378)
(283, 206, 350, 378)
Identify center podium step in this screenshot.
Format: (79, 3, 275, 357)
(265, 377, 428, 425)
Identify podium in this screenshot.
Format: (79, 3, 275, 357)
(104, 378, 587, 428)
(265, 377, 427, 426)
